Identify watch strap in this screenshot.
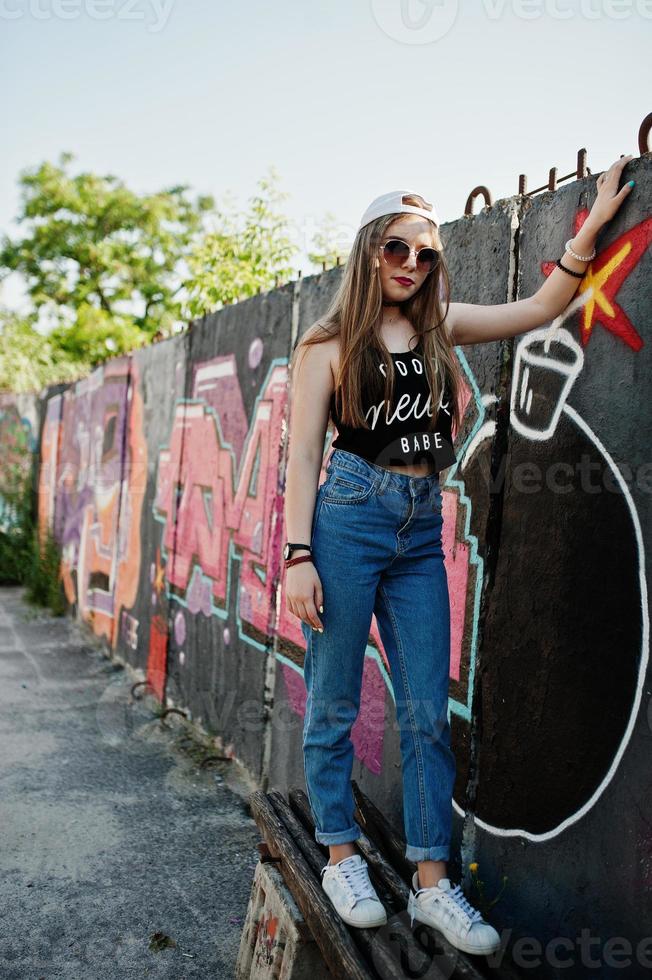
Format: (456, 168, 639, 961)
(285, 542, 312, 556)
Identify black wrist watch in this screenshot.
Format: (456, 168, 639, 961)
(283, 542, 312, 561)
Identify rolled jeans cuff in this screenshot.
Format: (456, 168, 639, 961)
(314, 821, 363, 846)
(405, 843, 450, 862)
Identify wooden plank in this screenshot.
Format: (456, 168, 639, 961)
(249, 790, 374, 980)
(288, 787, 408, 910)
(267, 789, 328, 876)
(287, 785, 324, 836)
(286, 788, 494, 980)
(270, 788, 396, 922)
(354, 825, 411, 908)
(352, 779, 416, 884)
(267, 790, 413, 980)
(280, 790, 458, 980)
(350, 784, 494, 980)
(356, 823, 492, 980)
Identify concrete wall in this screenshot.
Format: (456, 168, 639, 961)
(2, 157, 651, 976)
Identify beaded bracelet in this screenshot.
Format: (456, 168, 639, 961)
(565, 238, 596, 262)
(556, 257, 585, 279)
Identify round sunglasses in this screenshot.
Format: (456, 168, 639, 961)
(379, 238, 440, 274)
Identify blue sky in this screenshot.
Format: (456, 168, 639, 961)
(1, 0, 649, 311)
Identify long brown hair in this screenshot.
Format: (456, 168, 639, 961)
(293, 193, 463, 438)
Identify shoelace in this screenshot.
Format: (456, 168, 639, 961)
(323, 860, 376, 904)
(419, 882, 483, 925)
(447, 883, 483, 923)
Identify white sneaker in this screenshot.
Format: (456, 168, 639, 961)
(321, 854, 388, 928)
(408, 873, 501, 956)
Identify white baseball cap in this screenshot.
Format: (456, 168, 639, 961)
(358, 190, 440, 232)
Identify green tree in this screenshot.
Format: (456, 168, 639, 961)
(0, 152, 214, 353)
(307, 210, 351, 270)
(47, 303, 148, 368)
(183, 166, 298, 316)
(0, 458, 66, 615)
(0, 310, 88, 392)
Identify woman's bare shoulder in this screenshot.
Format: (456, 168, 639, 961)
(295, 321, 341, 386)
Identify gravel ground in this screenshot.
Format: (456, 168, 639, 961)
(0, 586, 262, 979)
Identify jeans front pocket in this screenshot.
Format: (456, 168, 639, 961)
(429, 482, 443, 514)
(322, 471, 375, 505)
(310, 491, 325, 545)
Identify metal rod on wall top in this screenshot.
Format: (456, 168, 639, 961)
(466, 112, 649, 216)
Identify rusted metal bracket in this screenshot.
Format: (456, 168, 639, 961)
(638, 112, 652, 155)
(464, 185, 493, 217)
(464, 111, 649, 216)
(158, 706, 188, 727)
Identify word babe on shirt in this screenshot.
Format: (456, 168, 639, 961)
(371, 353, 457, 470)
(329, 348, 458, 471)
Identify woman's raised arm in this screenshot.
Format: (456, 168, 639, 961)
(446, 153, 636, 347)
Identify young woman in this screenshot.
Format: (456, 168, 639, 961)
(283, 155, 634, 955)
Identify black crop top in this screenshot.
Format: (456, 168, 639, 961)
(329, 341, 457, 471)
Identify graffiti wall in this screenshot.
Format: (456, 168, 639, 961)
(36, 359, 147, 645)
(0, 392, 39, 533)
(9, 157, 651, 973)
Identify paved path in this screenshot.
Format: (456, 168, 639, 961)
(0, 586, 261, 979)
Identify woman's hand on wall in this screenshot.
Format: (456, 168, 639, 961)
(588, 153, 636, 228)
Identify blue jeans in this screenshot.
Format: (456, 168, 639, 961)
(301, 448, 456, 863)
